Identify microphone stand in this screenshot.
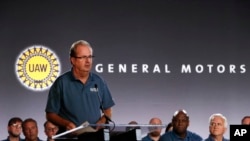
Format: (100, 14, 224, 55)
(95, 84, 115, 131)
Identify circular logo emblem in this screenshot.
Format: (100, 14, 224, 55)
(15, 45, 61, 91)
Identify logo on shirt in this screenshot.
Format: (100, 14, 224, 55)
(90, 87, 98, 92)
(15, 45, 61, 91)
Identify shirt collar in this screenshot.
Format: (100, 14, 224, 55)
(172, 130, 191, 140)
(70, 68, 94, 83)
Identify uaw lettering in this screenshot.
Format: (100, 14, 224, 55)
(230, 125, 250, 141)
(15, 45, 61, 91)
(95, 63, 246, 74)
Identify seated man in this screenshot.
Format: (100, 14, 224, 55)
(2, 117, 24, 141)
(142, 117, 162, 141)
(22, 118, 43, 141)
(160, 109, 203, 141)
(125, 121, 139, 132)
(44, 121, 59, 141)
(241, 116, 250, 125)
(204, 113, 229, 141)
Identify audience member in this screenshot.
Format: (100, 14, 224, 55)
(125, 121, 139, 131)
(45, 40, 115, 135)
(241, 116, 250, 125)
(160, 109, 203, 141)
(2, 117, 24, 141)
(44, 121, 59, 141)
(22, 118, 42, 141)
(165, 122, 173, 132)
(204, 113, 229, 141)
(142, 117, 162, 141)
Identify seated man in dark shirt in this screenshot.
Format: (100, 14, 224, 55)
(160, 109, 203, 141)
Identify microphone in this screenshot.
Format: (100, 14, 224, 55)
(94, 84, 112, 123)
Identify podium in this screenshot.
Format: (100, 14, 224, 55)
(109, 124, 165, 141)
(78, 128, 109, 141)
(110, 128, 141, 141)
(52, 123, 165, 141)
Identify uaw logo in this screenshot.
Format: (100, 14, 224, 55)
(15, 45, 61, 91)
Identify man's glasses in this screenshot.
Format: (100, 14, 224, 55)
(73, 55, 95, 60)
(11, 123, 22, 129)
(46, 127, 58, 132)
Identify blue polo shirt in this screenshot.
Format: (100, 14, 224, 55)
(142, 134, 160, 141)
(204, 135, 229, 141)
(45, 70, 115, 127)
(160, 130, 203, 141)
(2, 137, 24, 141)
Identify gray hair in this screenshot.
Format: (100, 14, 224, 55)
(209, 113, 228, 128)
(69, 40, 93, 57)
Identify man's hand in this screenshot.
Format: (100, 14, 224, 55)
(95, 116, 106, 130)
(66, 122, 76, 130)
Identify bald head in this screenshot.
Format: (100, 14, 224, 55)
(172, 109, 189, 136)
(148, 117, 162, 137)
(173, 109, 189, 119)
(149, 118, 162, 125)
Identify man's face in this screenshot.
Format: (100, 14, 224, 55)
(44, 122, 58, 138)
(209, 116, 226, 136)
(172, 112, 189, 135)
(8, 122, 22, 137)
(23, 121, 38, 141)
(71, 45, 93, 73)
(149, 118, 162, 137)
(242, 118, 250, 125)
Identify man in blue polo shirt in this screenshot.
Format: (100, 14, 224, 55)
(142, 117, 163, 141)
(160, 109, 203, 141)
(204, 113, 229, 141)
(45, 40, 115, 137)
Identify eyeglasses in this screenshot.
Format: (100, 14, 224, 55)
(73, 55, 95, 60)
(11, 123, 22, 129)
(46, 127, 58, 132)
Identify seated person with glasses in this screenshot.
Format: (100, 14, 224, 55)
(2, 117, 24, 141)
(44, 121, 59, 141)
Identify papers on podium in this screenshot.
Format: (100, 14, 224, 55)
(52, 121, 97, 139)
